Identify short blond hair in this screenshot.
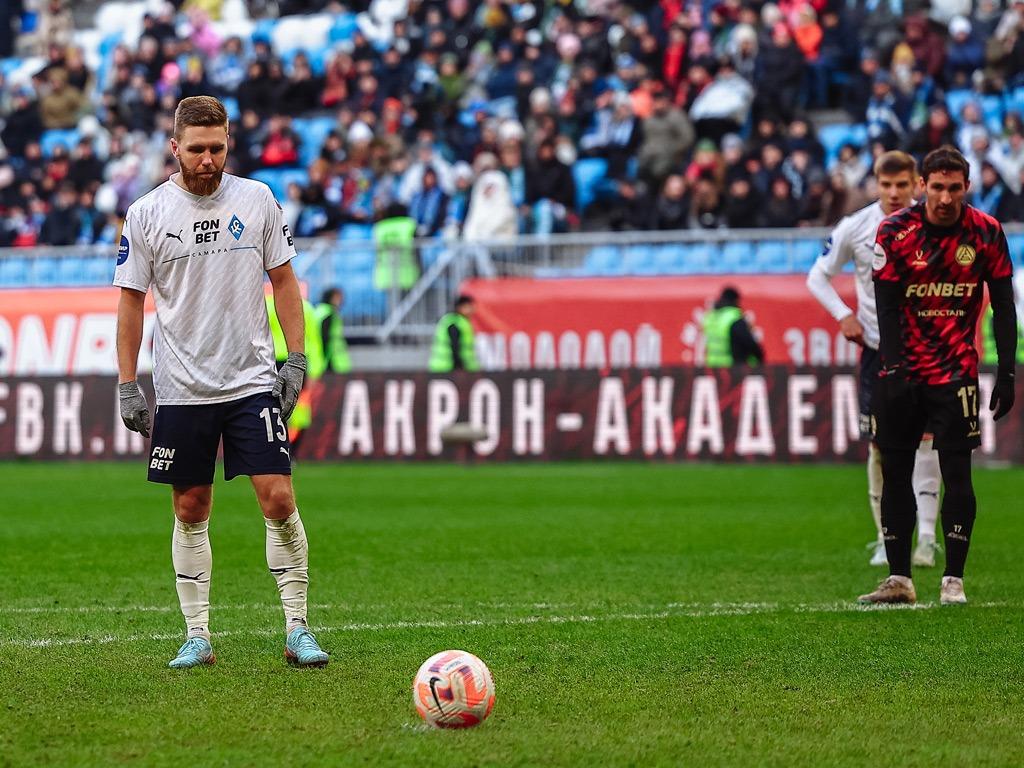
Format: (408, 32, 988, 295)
(873, 150, 917, 178)
(173, 96, 228, 139)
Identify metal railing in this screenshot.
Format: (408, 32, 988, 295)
(4, 225, 1023, 345)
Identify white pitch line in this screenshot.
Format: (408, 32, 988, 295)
(2, 601, 1018, 650)
(2, 601, 584, 616)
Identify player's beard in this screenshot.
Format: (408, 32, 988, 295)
(179, 164, 224, 196)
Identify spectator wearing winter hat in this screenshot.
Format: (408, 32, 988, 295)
(945, 16, 984, 88)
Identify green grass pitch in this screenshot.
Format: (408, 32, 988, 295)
(2, 461, 1023, 767)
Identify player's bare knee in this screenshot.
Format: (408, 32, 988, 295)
(255, 479, 295, 519)
(173, 485, 213, 523)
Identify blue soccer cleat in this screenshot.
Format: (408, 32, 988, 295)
(168, 636, 216, 669)
(285, 626, 329, 668)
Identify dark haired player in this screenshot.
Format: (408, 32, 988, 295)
(860, 146, 1017, 605)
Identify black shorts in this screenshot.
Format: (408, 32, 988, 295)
(858, 347, 881, 438)
(871, 376, 982, 452)
(147, 392, 292, 486)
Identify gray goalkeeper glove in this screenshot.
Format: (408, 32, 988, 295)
(273, 352, 307, 421)
(118, 381, 151, 438)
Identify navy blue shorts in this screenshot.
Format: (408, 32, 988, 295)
(147, 392, 292, 486)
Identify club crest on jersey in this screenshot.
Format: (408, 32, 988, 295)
(872, 243, 886, 271)
(228, 214, 245, 240)
(955, 244, 976, 266)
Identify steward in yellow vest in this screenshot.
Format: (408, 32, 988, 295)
(314, 287, 352, 373)
(373, 204, 420, 292)
(702, 286, 764, 367)
(429, 295, 479, 372)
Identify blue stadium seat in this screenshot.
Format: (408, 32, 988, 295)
(57, 257, 84, 285)
(581, 244, 623, 276)
(329, 14, 358, 43)
(819, 123, 854, 167)
(222, 96, 240, 122)
(0, 256, 30, 287)
(572, 158, 608, 213)
(718, 241, 755, 273)
(754, 240, 791, 273)
(622, 245, 657, 275)
(252, 17, 277, 43)
(1006, 87, 1024, 119)
(420, 243, 446, 269)
(84, 257, 113, 285)
(651, 244, 687, 274)
(945, 89, 973, 123)
(40, 129, 79, 157)
(251, 168, 309, 202)
(292, 115, 337, 167)
(339, 223, 373, 241)
(793, 238, 824, 271)
(1007, 232, 1024, 266)
(281, 47, 330, 77)
(31, 257, 59, 285)
(0, 57, 23, 78)
(980, 94, 1005, 135)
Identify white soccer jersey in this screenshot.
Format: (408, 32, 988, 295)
(806, 201, 891, 350)
(113, 173, 296, 404)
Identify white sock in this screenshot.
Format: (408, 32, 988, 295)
(913, 438, 940, 542)
(266, 509, 309, 632)
(868, 443, 884, 541)
(172, 518, 212, 640)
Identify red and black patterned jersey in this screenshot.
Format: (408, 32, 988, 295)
(873, 203, 1013, 385)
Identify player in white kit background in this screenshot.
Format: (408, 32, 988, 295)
(114, 96, 328, 669)
(807, 151, 943, 569)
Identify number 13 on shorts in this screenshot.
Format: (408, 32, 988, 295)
(260, 407, 287, 442)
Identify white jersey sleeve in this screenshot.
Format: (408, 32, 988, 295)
(805, 202, 885, 349)
(112, 205, 154, 293)
(262, 187, 297, 271)
(806, 215, 856, 322)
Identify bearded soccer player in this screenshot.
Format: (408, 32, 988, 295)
(807, 151, 941, 568)
(114, 96, 329, 667)
(860, 145, 1017, 605)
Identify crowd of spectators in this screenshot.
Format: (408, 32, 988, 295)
(3, 0, 1024, 248)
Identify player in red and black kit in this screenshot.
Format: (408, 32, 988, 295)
(859, 146, 1017, 606)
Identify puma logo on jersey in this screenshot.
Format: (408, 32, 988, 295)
(165, 229, 183, 242)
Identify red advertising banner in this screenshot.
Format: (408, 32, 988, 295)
(0, 287, 157, 376)
(462, 275, 860, 369)
(0, 369, 1019, 463)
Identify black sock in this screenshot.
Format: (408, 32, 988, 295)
(938, 450, 976, 578)
(880, 449, 917, 578)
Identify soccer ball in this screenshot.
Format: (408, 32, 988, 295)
(413, 650, 495, 728)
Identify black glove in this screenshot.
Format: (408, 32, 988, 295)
(989, 370, 1016, 421)
(273, 352, 307, 421)
(118, 381, 151, 438)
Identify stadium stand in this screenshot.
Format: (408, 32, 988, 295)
(1, 0, 1024, 308)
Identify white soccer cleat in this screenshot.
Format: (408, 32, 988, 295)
(912, 536, 941, 568)
(940, 576, 967, 605)
(867, 540, 888, 567)
(858, 575, 916, 604)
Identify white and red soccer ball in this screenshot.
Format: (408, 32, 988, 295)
(413, 650, 495, 728)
